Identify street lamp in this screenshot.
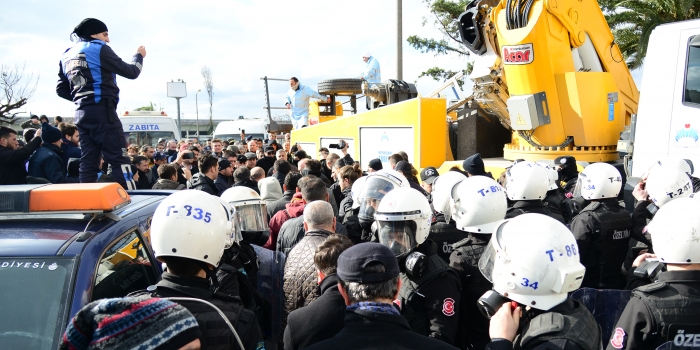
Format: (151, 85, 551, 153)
(196, 89, 201, 137)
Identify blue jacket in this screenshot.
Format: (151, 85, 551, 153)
(360, 56, 381, 84)
(56, 39, 143, 108)
(285, 84, 325, 120)
(60, 138, 82, 168)
(28, 143, 80, 184)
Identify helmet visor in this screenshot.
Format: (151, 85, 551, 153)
(378, 221, 416, 256)
(478, 221, 507, 282)
(357, 177, 397, 220)
(572, 175, 584, 198)
(235, 203, 269, 232)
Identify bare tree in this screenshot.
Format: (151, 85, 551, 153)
(201, 66, 214, 133)
(0, 63, 39, 124)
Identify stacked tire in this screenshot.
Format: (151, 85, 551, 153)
(317, 78, 363, 95)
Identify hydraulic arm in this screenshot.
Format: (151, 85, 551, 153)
(459, 0, 640, 161)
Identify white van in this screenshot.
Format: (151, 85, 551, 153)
(213, 117, 267, 142)
(121, 111, 180, 146)
(626, 19, 700, 177)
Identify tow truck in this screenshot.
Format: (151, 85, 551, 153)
(0, 183, 167, 349)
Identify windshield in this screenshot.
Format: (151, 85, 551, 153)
(124, 131, 177, 146)
(0, 257, 75, 349)
(216, 134, 265, 142)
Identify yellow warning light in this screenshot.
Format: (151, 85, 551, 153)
(29, 183, 131, 212)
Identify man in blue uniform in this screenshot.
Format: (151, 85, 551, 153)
(360, 52, 381, 110)
(285, 77, 328, 130)
(56, 18, 146, 189)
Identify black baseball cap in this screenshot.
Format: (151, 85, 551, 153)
(368, 158, 383, 171)
(237, 155, 247, 163)
(218, 158, 231, 169)
(420, 167, 439, 184)
(264, 146, 275, 154)
(30, 114, 39, 120)
(337, 243, 400, 283)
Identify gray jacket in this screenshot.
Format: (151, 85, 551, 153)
(282, 229, 334, 325)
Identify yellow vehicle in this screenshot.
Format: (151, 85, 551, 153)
(290, 0, 639, 172)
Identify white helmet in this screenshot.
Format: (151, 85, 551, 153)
(479, 213, 585, 310)
(351, 176, 368, 210)
(575, 162, 622, 200)
(657, 157, 693, 175)
(375, 187, 433, 257)
(221, 187, 269, 245)
(431, 171, 467, 220)
(151, 190, 235, 267)
(645, 166, 692, 207)
(537, 162, 559, 191)
(647, 198, 700, 264)
(451, 176, 507, 233)
(505, 161, 548, 200)
(357, 169, 409, 224)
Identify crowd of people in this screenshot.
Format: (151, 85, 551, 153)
(22, 118, 694, 349)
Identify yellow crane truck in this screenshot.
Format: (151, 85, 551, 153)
(288, 0, 640, 176)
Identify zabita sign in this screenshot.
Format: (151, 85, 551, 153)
(502, 43, 534, 65)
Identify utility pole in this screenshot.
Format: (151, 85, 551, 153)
(196, 89, 201, 137)
(397, 0, 403, 80)
(167, 80, 187, 138)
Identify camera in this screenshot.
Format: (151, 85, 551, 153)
(182, 152, 195, 160)
(477, 290, 513, 319)
(329, 140, 347, 149)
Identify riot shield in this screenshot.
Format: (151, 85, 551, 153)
(656, 341, 700, 350)
(571, 288, 632, 343)
(253, 244, 285, 349)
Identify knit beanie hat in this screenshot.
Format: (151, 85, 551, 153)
(41, 122, 63, 144)
(60, 296, 200, 350)
(73, 18, 108, 38)
(462, 153, 486, 176)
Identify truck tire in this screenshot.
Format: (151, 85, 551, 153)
(318, 78, 363, 95)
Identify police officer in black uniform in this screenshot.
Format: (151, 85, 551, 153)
(570, 163, 632, 289)
(554, 156, 579, 197)
(57, 18, 146, 190)
(135, 190, 265, 350)
(606, 197, 700, 350)
(376, 187, 461, 345)
(481, 214, 601, 350)
(539, 162, 574, 224)
(445, 175, 507, 350)
(428, 171, 468, 263)
(504, 161, 565, 224)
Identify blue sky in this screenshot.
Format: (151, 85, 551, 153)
(0, 0, 642, 121)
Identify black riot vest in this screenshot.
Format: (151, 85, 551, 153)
(633, 281, 700, 347)
(578, 200, 632, 288)
(450, 235, 492, 349)
(399, 250, 459, 337)
(506, 200, 566, 224)
(429, 215, 467, 263)
(516, 301, 601, 350)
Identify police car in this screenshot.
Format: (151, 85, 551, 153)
(0, 183, 170, 349)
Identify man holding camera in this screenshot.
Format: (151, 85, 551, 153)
(285, 77, 329, 130)
(329, 139, 353, 166)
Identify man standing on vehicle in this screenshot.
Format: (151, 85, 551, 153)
(285, 77, 329, 130)
(56, 18, 146, 190)
(359, 52, 381, 110)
